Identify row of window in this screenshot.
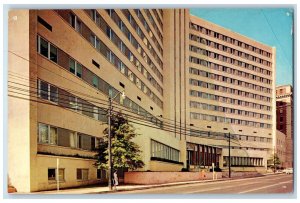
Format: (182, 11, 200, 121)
(120, 9, 163, 65)
(72, 9, 164, 96)
(100, 9, 163, 82)
(190, 67, 271, 97)
(189, 90, 271, 112)
(38, 123, 101, 151)
(190, 112, 272, 129)
(158, 9, 163, 18)
(86, 10, 163, 95)
(190, 54, 272, 88)
(190, 44, 272, 81)
(143, 9, 163, 39)
(189, 66, 271, 94)
(187, 143, 219, 167)
(55, 10, 163, 108)
(189, 35, 272, 68)
(189, 78, 271, 103)
(190, 101, 271, 120)
(151, 139, 180, 162)
(150, 9, 163, 31)
(190, 23, 272, 59)
(122, 10, 163, 56)
(134, 9, 163, 44)
(223, 156, 264, 167)
(48, 168, 106, 181)
(38, 79, 163, 128)
(38, 33, 163, 110)
(189, 129, 272, 143)
(190, 36, 272, 77)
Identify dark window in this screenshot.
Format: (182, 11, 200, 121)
(48, 169, 56, 180)
(92, 60, 100, 68)
(97, 169, 101, 179)
(38, 16, 52, 31)
(119, 82, 125, 88)
(50, 44, 57, 63)
(137, 96, 141, 101)
(40, 80, 48, 100)
(76, 63, 82, 78)
(150, 106, 153, 110)
(69, 58, 76, 74)
(40, 37, 48, 58)
(50, 85, 58, 103)
(207, 126, 211, 128)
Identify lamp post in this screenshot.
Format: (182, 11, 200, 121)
(108, 90, 125, 191)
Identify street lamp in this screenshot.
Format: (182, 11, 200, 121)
(108, 90, 125, 191)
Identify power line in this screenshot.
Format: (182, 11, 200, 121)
(260, 9, 292, 69)
(8, 73, 274, 136)
(8, 88, 247, 145)
(8, 79, 274, 147)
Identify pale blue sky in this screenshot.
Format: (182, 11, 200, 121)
(190, 8, 294, 86)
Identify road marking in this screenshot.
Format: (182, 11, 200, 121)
(184, 181, 261, 194)
(238, 180, 293, 194)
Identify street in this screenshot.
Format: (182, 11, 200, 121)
(116, 174, 293, 194)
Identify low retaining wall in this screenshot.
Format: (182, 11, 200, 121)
(222, 171, 263, 178)
(124, 171, 222, 185)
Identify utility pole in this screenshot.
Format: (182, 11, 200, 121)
(108, 97, 112, 191)
(273, 145, 276, 173)
(228, 132, 231, 178)
(107, 91, 125, 191)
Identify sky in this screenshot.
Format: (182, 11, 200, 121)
(190, 8, 294, 86)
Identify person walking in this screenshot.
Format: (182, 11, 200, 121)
(113, 171, 118, 191)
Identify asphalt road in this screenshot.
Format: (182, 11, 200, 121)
(116, 174, 293, 194)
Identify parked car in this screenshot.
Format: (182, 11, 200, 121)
(283, 168, 293, 174)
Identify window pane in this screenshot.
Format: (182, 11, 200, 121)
(48, 169, 56, 180)
(77, 169, 82, 180)
(39, 80, 48, 100)
(49, 127, 58, 145)
(39, 123, 48, 143)
(40, 37, 48, 58)
(69, 96, 77, 110)
(92, 76, 99, 88)
(69, 58, 76, 74)
(76, 63, 82, 78)
(97, 169, 101, 179)
(50, 85, 58, 103)
(57, 128, 71, 147)
(81, 134, 92, 150)
(59, 169, 64, 181)
(50, 45, 57, 63)
(70, 131, 77, 148)
(82, 169, 88, 180)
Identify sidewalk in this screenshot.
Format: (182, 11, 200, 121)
(32, 178, 226, 195)
(28, 172, 283, 195)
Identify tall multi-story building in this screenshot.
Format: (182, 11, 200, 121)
(185, 16, 276, 172)
(275, 130, 286, 169)
(276, 85, 293, 168)
(8, 9, 276, 192)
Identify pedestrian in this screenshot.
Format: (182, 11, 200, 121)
(113, 171, 118, 191)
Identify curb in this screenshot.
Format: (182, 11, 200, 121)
(90, 178, 231, 194)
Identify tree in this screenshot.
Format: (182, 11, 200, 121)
(94, 112, 144, 171)
(267, 153, 281, 170)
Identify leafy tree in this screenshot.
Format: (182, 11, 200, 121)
(94, 112, 144, 171)
(267, 153, 281, 169)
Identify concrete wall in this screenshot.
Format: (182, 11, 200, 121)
(124, 171, 222, 185)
